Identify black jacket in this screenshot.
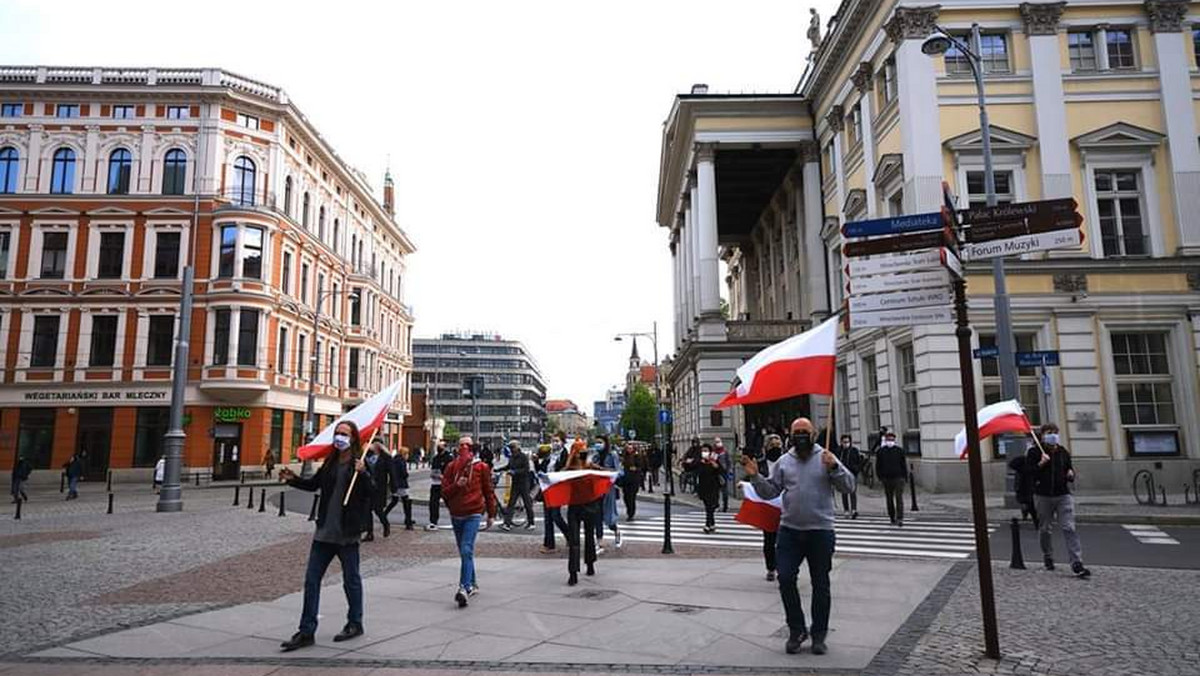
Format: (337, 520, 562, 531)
(288, 457, 374, 535)
(14, 459, 32, 481)
(683, 455, 722, 499)
(1026, 445, 1074, 497)
(394, 454, 409, 490)
(507, 449, 531, 476)
(835, 445, 864, 475)
(875, 445, 908, 481)
(1007, 453, 1035, 499)
(365, 451, 395, 501)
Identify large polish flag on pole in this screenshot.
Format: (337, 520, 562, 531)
(536, 470, 620, 508)
(715, 316, 839, 409)
(735, 482, 783, 532)
(298, 379, 404, 461)
(955, 399, 1033, 460)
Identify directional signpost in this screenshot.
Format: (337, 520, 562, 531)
(960, 198, 1085, 259)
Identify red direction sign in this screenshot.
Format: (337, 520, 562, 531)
(964, 211, 1083, 244)
(959, 198, 1077, 226)
(842, 225, 956, 258)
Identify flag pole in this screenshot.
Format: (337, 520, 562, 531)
(343, 427, 380, 507)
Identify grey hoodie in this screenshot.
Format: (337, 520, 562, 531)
(750, 445, 855, 532)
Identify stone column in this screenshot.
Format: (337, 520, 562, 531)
(138, 124, 156, 193)
(1144, 0, 1200, 254)
(683, 193, 696, 335)
(851, 63, 879, 216)
(827, 106, 846, 222)
(24, 125, 42, 192)
(694, 144, 721, 317)
(801, 147, 828, 318)
(1021, 2, 1073, 199)
(885, 6, 943, 213)
(83, 125, 100, 192)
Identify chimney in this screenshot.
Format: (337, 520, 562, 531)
(382, 169, 395, 217)
(690, 83, 709, 95)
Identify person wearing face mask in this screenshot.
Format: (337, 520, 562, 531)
(875, 431, 908, 526)
(756, 434, 785, 581)
(684, 443, 724, 533)
(1026, 424, 1090, 578)
(362, 440, 396, 541)
(537, 440, 570, 553)
(426, 439, 451, 531)
(278, 421, 374, 652)
(561, 438, 600, 585)
(742, 418, 853, 656)
(834, 435, 863, 519)
(592, 436, 623, 549)
(440, 436, 497, 607)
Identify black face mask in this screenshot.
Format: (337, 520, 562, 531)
(792, 433, 813, 458)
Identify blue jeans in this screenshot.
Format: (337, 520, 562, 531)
(67, 476, 79, 498)
(775, 527, 835, 639)
(299, 540, 362, 635)
(451, 514, 481, 589)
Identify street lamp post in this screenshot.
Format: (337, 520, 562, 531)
(301, 287, 345, 478)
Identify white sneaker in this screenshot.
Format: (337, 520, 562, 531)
(425, 523, 438, 531)
(596, 545, 606, 556)
(467, 585, 479, 597)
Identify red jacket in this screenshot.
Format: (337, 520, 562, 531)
(440, 448, 498, 519)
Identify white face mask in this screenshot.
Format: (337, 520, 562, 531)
(1044, 433, 1060, 446)
(332, 434, 351, 451)
(883, 439, 896, 448)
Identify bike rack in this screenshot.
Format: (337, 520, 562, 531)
(1132, 469, 1161, 506)
(1185, 468, 1200, 506)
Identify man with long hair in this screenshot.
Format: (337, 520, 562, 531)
(278, 420, 374, 651)
(441, 436, 497, 608)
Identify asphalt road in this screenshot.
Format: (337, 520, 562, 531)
(988, 518, 1200, 570)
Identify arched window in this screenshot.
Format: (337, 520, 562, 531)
(284, 176, 293, 216)
(107, 148, 133, 195)
(232, 156, 256, 205)
(162, 149, 187, 195)
(332, 218, 340, 254)
(302, 192, 310, 229)
(50, 148, 76, 194)
(318, 206, 326, 240)
(350, 233, 357, 265)
(0, 147, 18, 194)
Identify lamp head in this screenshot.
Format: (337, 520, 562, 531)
(921, 34, 953, 56)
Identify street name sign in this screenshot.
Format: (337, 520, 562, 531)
(842, 211, 943, 239)
(850, 305, 954, 329)
(843, 226, 955, 258)
(849, 287, 952, 314)
(845, 247, 949, 278)
(964, 211, 1083, 244)
(959, 198, 1077, 226)
(847, 268, 951, 295)
(1016, 350, 1060, 367)
(973, 345, 1000, 359)
(961, 228, 1082, 261)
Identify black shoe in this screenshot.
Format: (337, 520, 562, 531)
(524, 522, 536, 530)
(383, 522, 391, 538)
(1072, 562, 1091, 579)
(586, 564, 595, 576)
(362, 533, 375, 542)
(405, 523, 415, 531)
(811, 637, 827, 655)
(851, 511, 858, 519)
(280, 632, 314, 652)
(1044, 557, 1055, 571)
(332, 622, 363, 642)
(455, 588, 468, 608)
(785, 630, 809, 655)
(500, 523, 512, 532)
(568, 572, 578, 586)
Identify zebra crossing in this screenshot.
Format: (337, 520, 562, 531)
(616, 510, 990, 560)
(1122, 523, 1180, 545)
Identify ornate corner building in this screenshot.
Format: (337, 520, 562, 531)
(657, 0, 1200, 490)
(0, 66, 416, 480)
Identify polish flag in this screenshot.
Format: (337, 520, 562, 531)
(735, 482, 783, 532)
(955, 399, 1033, 460)
(715, 316, 839, 409)
(297, 379, 404, 461)
(536, 470, 619, 508)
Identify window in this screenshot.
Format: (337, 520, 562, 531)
(284, 176, 293, 216)
(112, 105, 134, 119)
(1068, 31, 1097, 71)
(217, 224, 265, 278)
(0, 230, 10, 279)
(166, 106, 189, 119)
(146, 315, 174, 366)
(40, 231, 68, 279)
(318, 206, 326, 241)
(1111, 332, 1178, 454)
(50, 148, 76, 194)
(270, 409, 285, 462)
(291, 411, 305, 456)
(162, 149, 187, 195)
(0, 103, 21, 117)
(1106, 29, 1135, 69)
(966, 170, 1014, 209)
(237, 309, 259, 366)
(1095, 169, 1147, 257)
(277, 326, 288, 374)
(31, 315, 60, 367)
(877, 57, 897, 106)
(18, 409, 55, 469)
(822, 142, 836, 177)
(317, 273, 326, 304)
(0, 147, 17, 193)
(861, 354, 880, 432)
(349, 348, 360, 389)
(106, 148, 133, 194)
(218, 225, 237, 277)
(350, 288, 362, 325)
(1194, 28, 1200, 68)
(1070, 29, 1136, 71)
(232, 156, 255, 205)
(332, 283, 340, 319)
(242, 226, 263, 279)
(281, 251, 293, 295)
(847, 105, 862, 148)
(56, 104, 80, 118)
(133, 408, 170, 467)
(89, 315, 118, 367)
(329, 346, 337, 386)
(897, 344, 919, 443)
(97, 231, 125, 278)
(332, 219, 340, 254)
(212, 309, 231, 364)
(302, 192, 310, 229)
(300, 263, 310, 303)
(945, 33, 1010, 75)
(887, 190, 904, 216)
(296, 334, 306, 379)
(153, 232, 180, 279)
(236, 113, 259, 130)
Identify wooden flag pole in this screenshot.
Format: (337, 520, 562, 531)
(343, 428, 380, 507)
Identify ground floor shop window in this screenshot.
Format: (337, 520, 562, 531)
(270, 409, 284, 463)
(18, 408, 55, 469)
(291, 411, 304, 459)
(133, 407, 170, 467)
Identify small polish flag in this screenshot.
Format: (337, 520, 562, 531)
(537, 470, 619, 508)
(297, 380, 404, 461)
(955, 399, 1033, 460)
(716, 316, 838, 409)
(735, 482, 783, 532)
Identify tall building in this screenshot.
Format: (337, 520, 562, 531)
(593, 386, 626, 435)
(623, 337, 658, 396)
(0, 66, 415, 480)
(411, 333, 546, 447)
(657, 0, 1200, 490)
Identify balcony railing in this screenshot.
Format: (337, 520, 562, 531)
(725, 318, 812, 343)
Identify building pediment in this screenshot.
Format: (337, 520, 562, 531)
(873, 153, 903, 188)
(945, 125, 1037, 153)
(29, 207, 80, 216)
(144, 207, 193, 216)
(0, 206, 22, 215)
(1072, 122, 1165, 152)
(842, 188, 867, 218)
(87, 206, 138, 216)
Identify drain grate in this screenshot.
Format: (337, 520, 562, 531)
(658, 604, 704, 615)
(568, 589, 619, 600)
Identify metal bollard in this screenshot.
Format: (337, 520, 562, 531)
(240, 471, 246, 484)
(1009, 517, 1025, 569)
(278, 491, 286, 517)
(233, 486, 240, 506)
(247, 487, 254, 510)
(308, 493, 319, 521)
(1160, 485, 1167, 506)
(194, 472, 201, 487)
(107, 492, 114, 515)
(106, 470, 112, 493)
(14, 498, 21, 520)
(908, 464, 919, 512)
(258, 488, 266, 513)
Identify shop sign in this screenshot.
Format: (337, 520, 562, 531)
(214, 407, 252, 423)
(18, 388, 170, 404)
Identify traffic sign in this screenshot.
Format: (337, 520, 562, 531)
(842, 211, 943, 239)
(964, 211, 1083, 244)
(848, 287, 952, 314)
(843, 226, 955, 258)
(941, 247, 963, 279)
(850, 305, 954, 329)
(658, 409, 672, 425)
(846, 247, 948, 278)
(960, 198, 1077, 226)
(973, 345, 1000, 359)
(847, 268, 951, 295)
(960, 228, 1082, 261)
(1016, 350, 1060, 367)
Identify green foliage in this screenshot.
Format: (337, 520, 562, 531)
(442, 422, 461, 444)
(619, 383, 657, 443)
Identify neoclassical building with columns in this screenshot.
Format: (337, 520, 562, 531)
(658, 0, 1200, 491)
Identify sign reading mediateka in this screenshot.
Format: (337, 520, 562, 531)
(841, 211, 944, 239)
(17, 388, 170, 405)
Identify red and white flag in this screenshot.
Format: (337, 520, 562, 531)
(955, 399, 1033, 460)
(716, 316, 838, 409)
(536, 470, 619, 508)
(298, 379, 404, 461)
(735, 482, 783, 532)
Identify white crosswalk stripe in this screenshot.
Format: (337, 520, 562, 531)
(1122, 524, 1180, 545)
(616, 511, 988, 560)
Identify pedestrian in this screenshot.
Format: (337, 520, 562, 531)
(757, 434, 784, 581)
(385, 446, 416, 531)
(63, 453, 83, 500)
(277, 420, 373, 652)
(591, 436, 622, 548)
(538, 439, 570, 553)
(1028, 424, 1090, 578)
(440, 436, 497, 608)
(561, 439, 599, 585)
(620, 442, 645, 521)
(153, 455, 165, 494)
(501, 440, 536, 531)
(741, 417, 854, 656)
(265, 449, 276, 479)
(362, 440, 396, 541)
(714, 437, 733, 512)
(1007, 446, 1039, 529)
(681, 437, 702, 494)
(11, 456, 31, 503)
(875, 431, 907, 526)
(684, 443, 723, 533)
(834, 435, 863, 519)
(426, 439, 451, 531)
(647, 442, 663, 493)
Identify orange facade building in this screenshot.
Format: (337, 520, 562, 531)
(0, 66, 415, 480)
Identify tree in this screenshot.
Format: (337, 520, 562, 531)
(442, 422, 461, 444)
(619, 383, 657, 443)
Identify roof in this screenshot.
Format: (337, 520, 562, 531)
(545, 399, 579, 413)
(640, 365, 657, 384)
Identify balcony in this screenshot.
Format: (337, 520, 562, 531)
(199, 365, 271, 401)
(725, 319, 811, 344)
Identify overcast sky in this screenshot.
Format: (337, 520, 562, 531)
(1, 0, 838, 411)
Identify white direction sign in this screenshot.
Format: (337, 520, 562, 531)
(846, 247, 948, 278)
(850, 305, 955, 329)
(849, 287, 952, 314)
(848, 269, 951, 295)
(941, 247, 963, 279)
(961, 228, 1082, 261)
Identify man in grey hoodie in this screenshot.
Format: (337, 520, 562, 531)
(742, 417, 855, 657)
